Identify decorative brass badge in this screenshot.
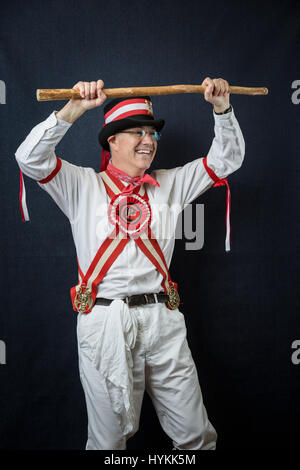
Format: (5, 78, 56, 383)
(167, 282, 180, 310)
(74, 284, 93, 313)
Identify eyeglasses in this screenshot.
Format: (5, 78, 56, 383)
(119, 130, 161, 142)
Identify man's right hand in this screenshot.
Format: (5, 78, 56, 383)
(56, 79, 107, 123)
(71, 80, 107, 110)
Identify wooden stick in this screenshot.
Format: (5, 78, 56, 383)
(36, 84, 268, 101)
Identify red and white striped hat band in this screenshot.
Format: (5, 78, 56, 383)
(104, 98, 154, 125)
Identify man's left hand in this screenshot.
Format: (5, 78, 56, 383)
(202, 77, 230, 113)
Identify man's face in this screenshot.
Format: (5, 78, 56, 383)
(108, 125, 158, 176)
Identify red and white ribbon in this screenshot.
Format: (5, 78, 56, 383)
(203, 157, 231, 252)
(19, 170, 29, 222)
(19, 157, 62, 223)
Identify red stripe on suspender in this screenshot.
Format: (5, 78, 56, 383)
(84, 230, 118, 280)
(105, 169, 126, 192)
(101, 179, 116, 199)
(147, 228, 170, 274)
(91, 236, 130, 289)
(38, 157, 62, 184)
(77, 257, 84, 281)
(134, 237, 168, 293)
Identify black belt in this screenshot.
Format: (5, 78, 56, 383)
(95, 292, 169, 308)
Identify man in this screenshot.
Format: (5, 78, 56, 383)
(15, 77, 245, 450)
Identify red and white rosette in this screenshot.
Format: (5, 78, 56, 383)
(108, 193, 151, 238)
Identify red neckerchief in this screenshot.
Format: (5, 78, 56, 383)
(106, 163, 160, 196)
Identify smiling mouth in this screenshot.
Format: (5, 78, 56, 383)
(135, 149, 153, 156)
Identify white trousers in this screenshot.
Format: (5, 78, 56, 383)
(77, 302, 217, 450)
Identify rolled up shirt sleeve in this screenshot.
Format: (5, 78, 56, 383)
(168, 107, 245, 206)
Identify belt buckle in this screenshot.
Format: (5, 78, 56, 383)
(126, 294, 149, 308)
(126, 295, 140, 308)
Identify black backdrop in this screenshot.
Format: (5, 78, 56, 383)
(0, 0, 299, 450)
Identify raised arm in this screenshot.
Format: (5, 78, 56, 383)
(15, 80, 107, 220)
(15, 80, 107, 180)
(202, 76, 245, 178)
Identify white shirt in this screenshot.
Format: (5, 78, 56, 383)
(15, 108, 245, 300)
(15, 108, 245, 435)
